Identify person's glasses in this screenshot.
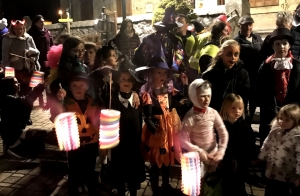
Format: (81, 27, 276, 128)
(11, 20, 25, 26)
(71, 49, 86, 55)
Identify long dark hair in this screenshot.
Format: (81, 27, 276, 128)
(119, 19, 135, 34)
(28, 15, 44, 34)
(93, 45, 115, 70)
(211, 21, 227, 43)
(59, 36, 84, 62)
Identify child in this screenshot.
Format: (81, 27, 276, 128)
(258, 104, 300, 196)
(84, 42, 97, 72)
(219, 93, 255, 196)
(0, 76, 46, 158)
(137, 55, 187, 195)
(180, 79, 228, 175)
(109, 55, 145, 196)
(56, 72, 102, 196)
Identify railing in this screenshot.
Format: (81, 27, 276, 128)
(96, 7, 118, 44)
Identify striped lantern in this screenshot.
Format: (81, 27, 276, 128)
(5, 67, 15, 77)
(29, 71, 44, 87)
(181, 152, 201, 196)
(99, 109, 120, 149)
(54, 112, 80, 151)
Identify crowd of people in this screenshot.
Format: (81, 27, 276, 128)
(0, 4, 300, 196)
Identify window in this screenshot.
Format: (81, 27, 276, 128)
(218, 0, 225, 5)
(250, 0, 279, 7)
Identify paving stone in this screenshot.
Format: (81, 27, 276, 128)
(16, 175, 35, 185)
(0, 173, 12, 183)
(2, 176, 21, 184)
(9, 189, 35, 196)
(0, 182, 12, 187)
(16, 170, 32, 175)
(32, 192, 48, 196)
(25, 182, 47, 191)
(11, 184, 23, 189)
(0, 187, 15, 195)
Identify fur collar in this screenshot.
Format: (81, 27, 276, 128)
(6, 32, 30, 40)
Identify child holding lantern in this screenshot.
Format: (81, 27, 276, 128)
(108, 55, 145, 196)
(180, 79, 228, 181)
(56, 71, 102, 196)
(137, 55, 188, 195)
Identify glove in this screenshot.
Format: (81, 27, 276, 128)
(143, 104, 158, 135)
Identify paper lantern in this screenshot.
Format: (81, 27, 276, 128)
(29, 71, 44, 87)
(181, 152, 201, 196)
(5, 67, 15, 77)
(54, 112, 80, 151)
(99, 109, 120, 149)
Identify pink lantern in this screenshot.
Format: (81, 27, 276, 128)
(5, 67, 15, 77)
(54, 112, 80, 151)
(181, 152, 201, 196)
(29, 71, 44, 87)
(99, 109, 120, 149)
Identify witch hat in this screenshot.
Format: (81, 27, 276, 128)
(154, 6, 182, 28)
(117, 54, 145, 83)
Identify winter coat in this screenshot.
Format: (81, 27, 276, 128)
(260, 34, 273, 60)
(291, 26, 300, 60)
(202, 60, 250, 112)
(234, 32, 263, 88)
(176, 31, 195, 58)
(0, 84, 44, 146)
(1, 32, 40, 71)
(109, 32, 140, 60)
(0, 27, 8, 61)
(28, 27, 54, 72)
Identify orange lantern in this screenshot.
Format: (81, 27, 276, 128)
(181, 152, 201, 196)
(29, 71, 44, 87)
(99, 109, 120, 149)
(54, 112, 80, 151)
(5, 67, 15, 77)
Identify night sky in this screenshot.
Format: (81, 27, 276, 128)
(1, 0, 61, 23)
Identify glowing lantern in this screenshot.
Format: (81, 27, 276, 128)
(29, 71, 44, 87)
(54, 112, 80, 151)
(181, 152, 201, 196)
(5, 67, 15, 77)
(99, 109, 120, 149)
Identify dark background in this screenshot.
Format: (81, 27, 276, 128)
(0, 0, 61, 23)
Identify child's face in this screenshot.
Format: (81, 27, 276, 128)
(221, 45, 240, 69)
(69, 80, 89, 100)
(152, 68, 168, 88)
(228, 101, 243, 121)
(84, 48, 96, 65)
(119, 72, 134, 92)
(104, 50, 118, 68)
(14, 78, 20, 93)
(70, 43, 85, 61)
(278, 115, 294, 130)
(196, 88, 211, 108)
(272, 39, 291, 58)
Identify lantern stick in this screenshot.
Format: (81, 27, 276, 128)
(59, 82, 64, 102)
(10, 53, 29, 60)
(109, 71, 112, 109)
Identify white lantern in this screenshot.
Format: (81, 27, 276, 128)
(99, 109, 120, 149)
(54, 112, 80, 151)
(5, 67, 15, 77)
(181, 152, 201, 196)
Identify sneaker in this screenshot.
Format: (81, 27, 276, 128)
(7, 144, 26, 158)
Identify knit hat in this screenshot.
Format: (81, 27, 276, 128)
(188, 79, 211, 109)
(0, 18, 7, 30)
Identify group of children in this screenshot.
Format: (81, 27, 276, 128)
(0, 34, 299, 196)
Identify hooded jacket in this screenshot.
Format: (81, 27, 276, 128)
(202, 60, 250, 112)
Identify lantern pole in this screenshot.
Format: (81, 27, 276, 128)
(122, 0, 126, 20)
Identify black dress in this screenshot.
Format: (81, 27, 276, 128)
(110, 91, 146, 184)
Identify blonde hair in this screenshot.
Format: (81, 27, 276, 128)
(9, 23, 26, 37)
(220, 93, 245, 121)
(276, 11, 293, 28)
(206, 39, 240, 71)
(272, 104, 300, 128)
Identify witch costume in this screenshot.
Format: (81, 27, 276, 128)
(109, 55, 146, 196)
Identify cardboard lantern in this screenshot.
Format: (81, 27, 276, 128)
(99, 109, 120, 149)
(29, 71, 44, 87)
(54, 112, 80, 151)
(181, 152, 201, 196)
(5, 67, 15, 77)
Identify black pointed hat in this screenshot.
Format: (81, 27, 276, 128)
(153, 6, 182, 28)
(117, 54, 145, 83)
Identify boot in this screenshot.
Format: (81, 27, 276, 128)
(100, 164, 109, 182)
(150, 165, 160, 196)
(161, 165, 173, 195)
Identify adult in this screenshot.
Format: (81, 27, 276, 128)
(234, 15, 263, 120)
(202, 39, 250, 113)
(260, 11, 293, 60)
(0, 18, 8, 62)
(256, 28, 300, 146)
(190, 19, 204, 36)
(1, 20, 40, 96)
(291, 4, 300, 60)
(108, 19, 140, 60)
(28, 15, 54, 107)
(198, 21, 229, 73)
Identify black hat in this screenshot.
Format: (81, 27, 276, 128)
(238, 15, 254, 25)
(135, 54, 170, 72)
(268, 28, 294, 45)
(69, 71, 91, 83)
(117, 54, 145, 83)
(154, 6, 182, 28)
(190, 19, 204, 33)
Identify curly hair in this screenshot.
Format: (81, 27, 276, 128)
(276, 11, 293, 28)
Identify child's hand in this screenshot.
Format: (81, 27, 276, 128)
(198, 149, 209, 162)
(295, 177, 300, 187)
(180, 73, 188, 85)
(210, 151, 224, 165)
(56, 89, 66, 101)
(132, 92, 140, 109)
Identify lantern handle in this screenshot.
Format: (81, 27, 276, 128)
(109, 71, 112, 109)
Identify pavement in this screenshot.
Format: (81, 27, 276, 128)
(0, 99, 265, 196)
